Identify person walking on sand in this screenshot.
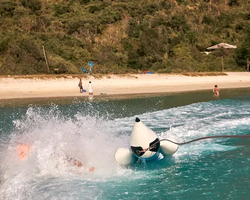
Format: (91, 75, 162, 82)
(213, 85, 220, 97)
(78, 79, 83, 93)
(88, 81, 93, 95)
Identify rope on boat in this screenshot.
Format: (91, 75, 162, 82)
(139, 135, 250, 153)
(160, 135, 250, 145)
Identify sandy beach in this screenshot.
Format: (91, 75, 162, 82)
(0, 72, 250, 100)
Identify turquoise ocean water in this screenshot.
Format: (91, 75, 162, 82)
(0, 89, 250, 200)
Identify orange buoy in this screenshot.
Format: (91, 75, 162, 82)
(17, 144, 31, 160)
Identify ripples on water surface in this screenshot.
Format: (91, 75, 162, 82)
(0, 89, 250, 200)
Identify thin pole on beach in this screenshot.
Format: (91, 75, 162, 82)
(221, 56, 224, 72)
(42, 45, 50, 73)
(247, 58, 249, 72)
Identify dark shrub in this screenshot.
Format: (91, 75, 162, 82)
(20, 0, 41, 12)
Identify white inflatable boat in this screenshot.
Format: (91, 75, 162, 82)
(115, 117, 179, 166)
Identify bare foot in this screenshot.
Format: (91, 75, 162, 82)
(89, 167, 95, 172)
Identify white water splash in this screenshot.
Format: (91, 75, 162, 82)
(0, 106, 134, 199)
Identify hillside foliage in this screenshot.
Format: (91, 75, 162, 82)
(0, 0, 250, 75)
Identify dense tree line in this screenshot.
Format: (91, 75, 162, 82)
(0, 0, 250, 75)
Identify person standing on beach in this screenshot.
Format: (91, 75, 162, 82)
(213, 85, 220, 97)
(78, 79, 83, 93)
(88, 81, 93, 95)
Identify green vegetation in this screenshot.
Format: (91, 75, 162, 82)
(0, 0, 250, 75)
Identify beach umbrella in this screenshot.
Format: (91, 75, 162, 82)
(207, 43, 237, 50)
(207, 43, 237, 71)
